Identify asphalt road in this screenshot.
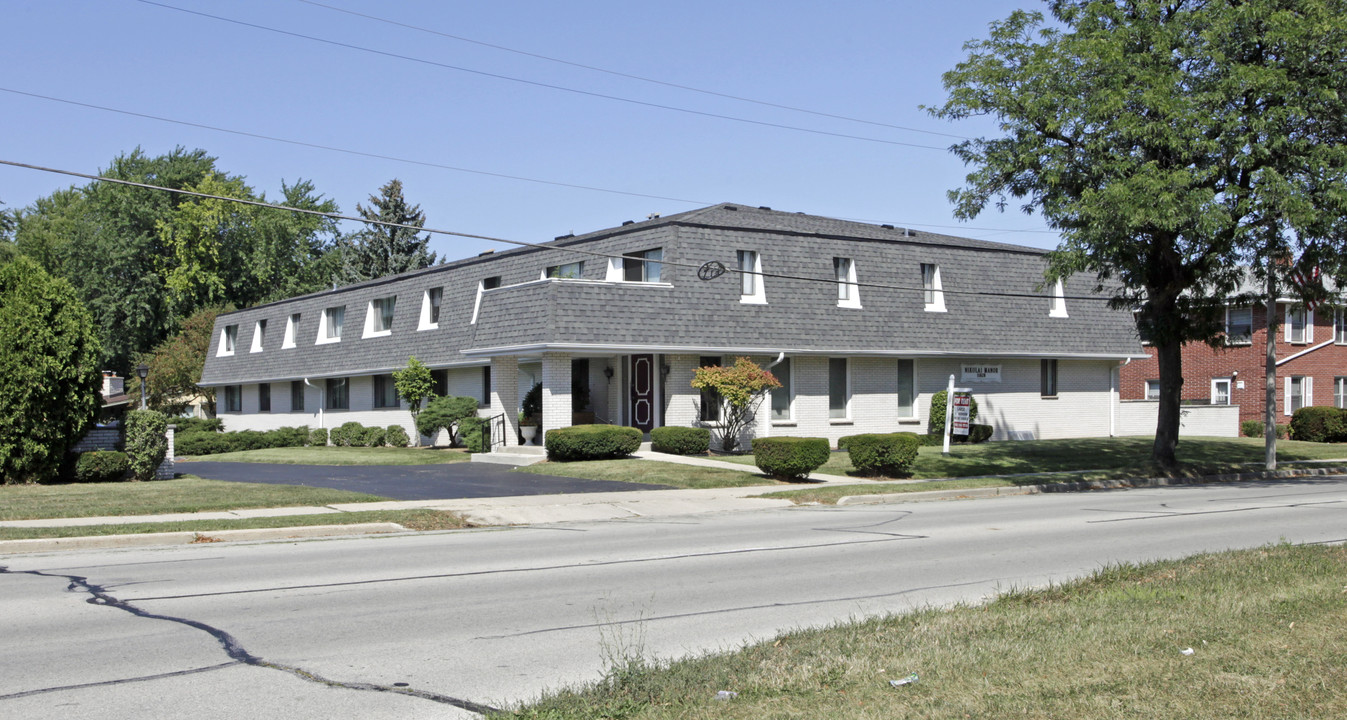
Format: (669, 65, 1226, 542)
(3, 476, 1345, 719)
(179, 460, 673, 500)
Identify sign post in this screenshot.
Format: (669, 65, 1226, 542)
(942, 374, 972, 456)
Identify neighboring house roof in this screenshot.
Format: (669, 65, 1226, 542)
(200, 203, 1145, 386)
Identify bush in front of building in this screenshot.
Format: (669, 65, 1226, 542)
(927, 390, 980, 436)
(845, 433, 922, 477)
(174, 417, 224, 434)
(545, 425, 643, 461)
(1289, 406, 1347, 443)
(458, 417, 489, 452)
(385, 425, 409, 448)
(309, 427, 329, 447)
(362, 426, 386, 447)
(329, 422, 366, 447)
(417, 396, 480, 447)
(176, 426, 308, 456)
(968, 424, 994, 443)
(125, 410, 168, 481)
(73, 451, 129, 483)
(650, 427, 710, 455)
(751, 437, 830, 481)
(1240, 420, 1288, 439)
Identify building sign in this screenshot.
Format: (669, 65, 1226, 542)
(951, 391, 972, 436)
(961, 364, 1001, 383)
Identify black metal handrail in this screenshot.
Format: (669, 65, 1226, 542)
(481, 413, 507, 453)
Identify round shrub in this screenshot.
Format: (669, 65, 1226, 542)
(545, 425, 642, 461)
(751, 436, 830, 481)
(927, 390, 980, 436)
(417, 396, 480, 446)
(385, 425, 410, 448)
(362, 426, 386, 448)
(650, 426, 710, 455)
(309, 427, 329, 447)
(458, 416, 489, 452)
(74, 451, 129, 483)
(968, 424, 994, 444)
(332, 421, 366, 447)
(125, 409, 168, 481)
(846, 433, 921, 477)
(270, 426, 309, 448)
(1289, 406, 1347, 443)
(1241, 420, 1288, 439)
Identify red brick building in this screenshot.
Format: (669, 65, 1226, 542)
(1120, 303, 1347, 425)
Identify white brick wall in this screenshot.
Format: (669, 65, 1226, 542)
(541, 351, 573, 437)
(491, 356, 520, 446)
(917, 358, 1115, 441)
(1116, 401, 1239, 437)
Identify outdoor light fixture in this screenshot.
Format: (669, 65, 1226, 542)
(136, 363, 149, 410)
(661, 363, 671, 378)
(603, 366, 614, 380)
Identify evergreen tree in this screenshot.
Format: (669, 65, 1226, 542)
(342, 179, 437, 283)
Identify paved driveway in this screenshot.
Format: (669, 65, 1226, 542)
(178, 461, 672, 501)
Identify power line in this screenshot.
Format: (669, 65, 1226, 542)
(1, 87, 1062, 236)
(135, 0, 949, 151)
(0, 158, 1110, 302)
(293, 0, 971, 142)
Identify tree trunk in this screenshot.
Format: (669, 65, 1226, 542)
(1264, 271, 1278, 471)
(1152, 338, 1183, 470)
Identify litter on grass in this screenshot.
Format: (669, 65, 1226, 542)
(890, 673, 920, 687)
(714, 691, 738, 701)
(1180, 647, 1195, 656)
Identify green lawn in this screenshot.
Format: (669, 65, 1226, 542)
(177, 445, 471, 465)
(0, 475, 388, 521)
(0, 509, 468, 540)
(495, 544, 1347, 719)
(514, 459, 779, 490)
(718, 436, 1347, 480)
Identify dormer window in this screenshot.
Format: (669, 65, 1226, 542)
(834, 257, 861, 309)
(470, 276, 502, 325)
(364, 296, 396, 338)
(419, 287, 443, 331)
(623, 248, 663, 282)
(317, 306, 344, 344)
(250, 319, 267, 353)
(738, 250, 766, 304)
(217, 324, 238, 357)
(283, 313, 300, 349)
(1049, 279, 1068, 318)
(921, 263, 946, 312)
(545, 262, 583, 279)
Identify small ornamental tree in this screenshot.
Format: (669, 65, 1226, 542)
(690, 357, 781, 453)
(393, 356, 434, 446)
(125, 409, 168, 481)
(417, 395, 479, 447)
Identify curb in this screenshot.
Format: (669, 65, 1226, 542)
(835, 465, 1347, 506)
(0, 523, 406, 556)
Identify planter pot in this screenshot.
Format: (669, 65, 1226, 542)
(520, 426, 538, 444)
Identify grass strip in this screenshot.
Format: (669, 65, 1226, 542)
(495, 543, 1347, 719)
(0, 509, 468, 540)
(0, 476, 388, 521)
(760, 477, 1022, 504)
(514, 458, 779, 490)
(177, 446, 472, 465)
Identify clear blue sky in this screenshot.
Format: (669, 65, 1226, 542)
(1, 0, 1060, 260)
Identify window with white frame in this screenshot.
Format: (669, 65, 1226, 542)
(318, 306, 344, 344)
(1049, 278, 1068, 318)
(1336, 377, 1346, 409)
(365, 296, 396, 337)
(218, 324, 238, 357)
(1285, 376, 1310, 415)
(897, 359, 916, 418)
(921, 263, 946, 312)
(223, 385, 241, 412)
(545, 261, 583, 279)
(698, 356, 722, 422)
(259, 382, 271, 412)
(418, 287, 443, 331)
(834, 257, 861, 308)
(1145, 379, 1161, 400)
(1336, 308, 1347, 344)
(326, 377, 349, 410)
(737, 250, 766, 304)
(828, 357, 850, 420)
(622, 248, 663, 283)
(1211, 377, 1231, 405)
(1285, 306, 1311, 344)
(1225, 307, 1253, 345)
(770, 358, 793, 421)
(291, 380, 305, 413)
(1041, 359, 1058, 397)
(283, 313, 300, 349)
(251, 319, 267, 353)
(373, 374, 399, 408)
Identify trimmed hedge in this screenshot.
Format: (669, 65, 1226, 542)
(362, 426, 387, 448)
(459, 416, 489, 452)
(752, 437, 830, 481)
(176, 426, 309, 456)
(846, 432, 921, 477)
(651, 426, 710, 455)
(330, 421, 366, 447)
(173, 417, 224, 434)
(1289, 406, 1347, 443)
(385, 425, 409, 448)
(545, 425, 642, 461)
(1241, 420, 1288, 439)
(74, 451, 129, 483)
(309, 427, 329, 447)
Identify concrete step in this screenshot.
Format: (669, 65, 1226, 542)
(470, 444, 547, 466)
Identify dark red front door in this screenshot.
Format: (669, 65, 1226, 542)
(629, 354, 655, 432)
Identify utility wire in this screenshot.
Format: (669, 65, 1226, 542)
(2, 86, 1061, 236)
(135, 0, 949, 151)
(293, 0, 971, 141)
(0, 158, 1110, 302)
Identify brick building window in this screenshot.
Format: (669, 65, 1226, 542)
(1336, 377, 1347, 409)
(1145, 380, 1161, 400)
(1225, 307, 1252, 345)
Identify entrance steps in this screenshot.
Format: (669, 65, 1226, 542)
(471, 444, 546, 466)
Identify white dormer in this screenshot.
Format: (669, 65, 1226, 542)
(738, 250, 766, 305)
(1049, 278, 1068, 318)
(217, 324, 237, 357)
(363, 296, 396, 339)
(835, 257, 861, 309)
(316, 306, 344, 345)
(921, 263, 946, 312)
(470, 276, 501, 325)
(283, 313, 299, 349)
(418, 287, 443, 331)
(250, 319, 266, 353)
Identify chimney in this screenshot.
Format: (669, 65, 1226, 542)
(102, 371, 124, 398)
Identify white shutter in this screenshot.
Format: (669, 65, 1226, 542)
(1307, 309, 1315, 343)
(1306, 377, 1313, 407)
(1285, 376, 1293, 416)
(1285, 305, 1292, 342)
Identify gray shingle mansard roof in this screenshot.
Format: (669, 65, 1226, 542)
(200, 203, 1146, 386)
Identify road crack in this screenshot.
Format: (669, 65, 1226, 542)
(0, 565, 499, 716)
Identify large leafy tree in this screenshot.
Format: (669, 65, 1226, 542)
(931, 0, 1347, 469)
(342, 178, 437, 283)
(131, 306, 227, 417)
(0, 256, 103, 483)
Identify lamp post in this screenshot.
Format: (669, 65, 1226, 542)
(136, 364, 149, 411)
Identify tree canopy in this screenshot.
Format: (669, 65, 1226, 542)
(131, 306, 227, 417)
(931, 0, 1347, 467)
(341, 178, 438, 283)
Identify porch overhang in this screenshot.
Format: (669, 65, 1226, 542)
(460, 342, 1148, 362)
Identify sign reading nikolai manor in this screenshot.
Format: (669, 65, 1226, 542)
(960, 364, 1001, 383)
